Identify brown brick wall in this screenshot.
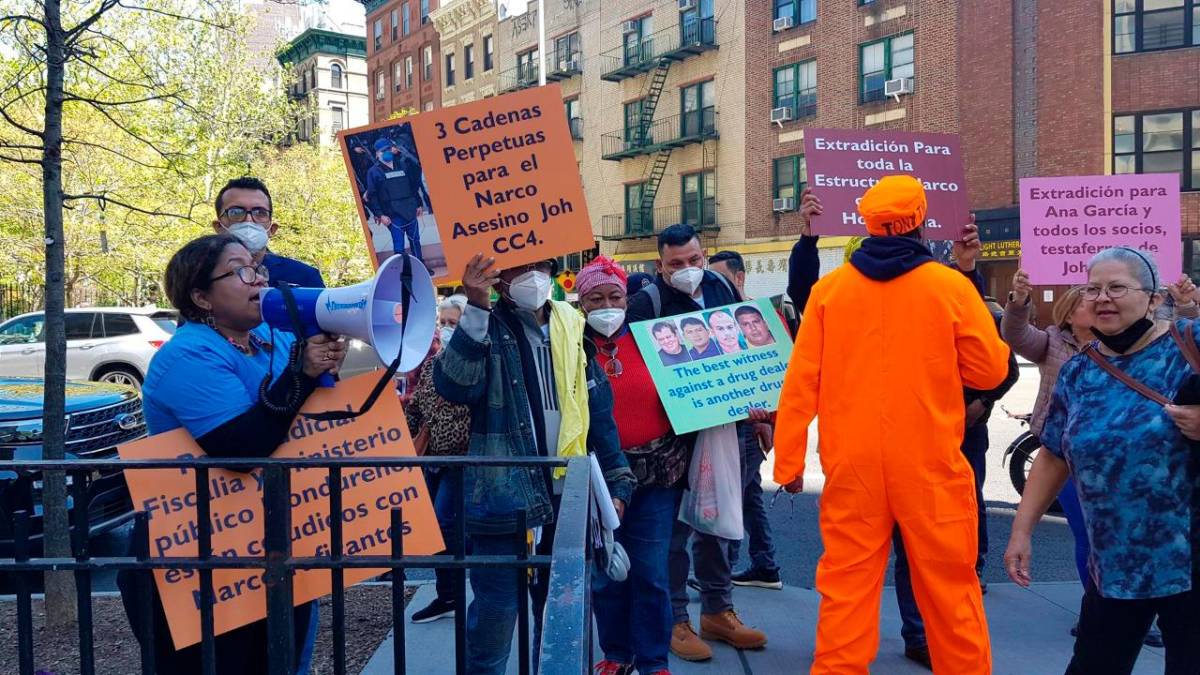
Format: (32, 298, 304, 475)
(1034, 0, 1105, 178)
(1112, 50, 1200, 113)
(366, 0, 442, 122)
(959, 0, 1014, 209)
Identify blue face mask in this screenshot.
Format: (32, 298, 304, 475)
(381, 151, 394, 163)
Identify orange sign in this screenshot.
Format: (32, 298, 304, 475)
(117, 373, 442, 649)
(338, 84, 594, 283)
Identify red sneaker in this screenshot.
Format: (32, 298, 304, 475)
(592, 660, 633, 675)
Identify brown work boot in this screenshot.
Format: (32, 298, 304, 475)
(670, 621, 713, 661)
(700, 610, 768, 649)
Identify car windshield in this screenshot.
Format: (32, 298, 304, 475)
(150, 311, 179, 334)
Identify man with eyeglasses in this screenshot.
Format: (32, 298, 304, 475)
(211, 176, 325, 289)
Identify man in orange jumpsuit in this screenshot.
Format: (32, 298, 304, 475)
(774, 175, 1011, 674)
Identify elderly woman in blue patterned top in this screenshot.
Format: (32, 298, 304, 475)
(1004, 247, 1200, 675)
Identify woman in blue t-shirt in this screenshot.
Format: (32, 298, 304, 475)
(119, 234, 344, 675)
(1003, 247, 1200, 674)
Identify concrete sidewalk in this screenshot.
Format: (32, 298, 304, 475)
(362, 581, 1164, 674)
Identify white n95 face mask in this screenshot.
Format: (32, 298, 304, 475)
(669, 266, 705, 296)
(508, 271, 551, 312)
(225, 221, 269, 253)
(586, 308, 625, 337)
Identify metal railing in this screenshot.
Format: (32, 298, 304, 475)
(497, 62, 540, 93)
(599, 18, 718, 82)
(600, 203, 718, 241)
(600, 109, 718, 160)
(0, 455, 593, 675)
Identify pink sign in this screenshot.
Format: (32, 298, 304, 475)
(1019, 174, 1181, 285)
(802, 129, 969, 240)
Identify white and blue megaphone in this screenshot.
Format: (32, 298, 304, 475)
(258, 254, 436, 387)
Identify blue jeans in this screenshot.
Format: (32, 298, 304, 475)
(424, 468, 465, 602)
(728, 423, 779, 574)
(894, 423, 989, 649)
(1058, 478, 1090, 587)
(386, 216, 423, 261)
(466, 499, 557, 675)
(593, 485, 679, 672)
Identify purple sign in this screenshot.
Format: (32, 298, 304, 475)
(1019, 174, 1181, 285)
(802, 129, 969, 240)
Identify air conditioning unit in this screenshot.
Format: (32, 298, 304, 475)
(623, 20, 640, 34)
(773, 197, 796, 212)
(773, 16, 794, 32)
(770, 106, 793, 126)
(885, 77, 915, 100)
(678, 0, 696, 10)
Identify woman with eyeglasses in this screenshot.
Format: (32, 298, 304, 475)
(1004, 247, 1200, 674)
(577, 256, 690, 675)
(119, 234, 345, 675)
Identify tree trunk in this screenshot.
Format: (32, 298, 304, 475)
(41, 0, 78, 627)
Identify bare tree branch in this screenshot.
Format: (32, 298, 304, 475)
(62, 192, 191, 221)
(59, 137, 173, 170)
(0, 103, 44, 139)
(62, 0, 120, 44)
(0, 152, 43, 165)
(64, 90, 183, 107)
(112, 1, 232, 31)
(0, 14, 47, 28)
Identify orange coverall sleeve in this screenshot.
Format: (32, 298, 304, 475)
(773, 283, 824, 487)
(954, 284, 1012, 391)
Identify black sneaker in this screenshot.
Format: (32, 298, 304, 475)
(904, 644, 933, 671)
(731, 568, 783, 590)
(411, 597, 455, 624)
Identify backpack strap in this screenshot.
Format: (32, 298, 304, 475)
(1169, 322, 1200, 375)
(1083, 343, 1171, 406)
(645, 283, 662, 319)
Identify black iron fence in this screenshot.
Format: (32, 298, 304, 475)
(1, 281, 165, 320)
(0, 455, 593, 675)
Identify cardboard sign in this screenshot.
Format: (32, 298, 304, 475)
(1019, 173, 1182, 285)
(339, 84, 594, 283)
(631, 299, 794, 434)
(118, 373, 442, 649)
(803, 129, 969, 239)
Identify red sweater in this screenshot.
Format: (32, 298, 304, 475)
(594, 329, 673, 450)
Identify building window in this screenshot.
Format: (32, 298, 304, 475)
(373, 19, 382, 52)
(331, 63, 344, 89)
(860, 32, 913, 104)
(402, 2, 411, 35)
(394, 61, 403, 90)
(445, 53, 456, 86)
(517, 49, 539, 85)
(405, 56, 414, 88)
(376, 70, 385, 99)
(773, 155, 808, 202)
(1114, 109, 1200, 190)
(391, 9, 399, 41)
(565, 98, 582, 139)
(554, 32, 581, 70)
(682, 171, 716, 228)
(307, 66, 315, 90)
(421, 0, 430, 24)
(1114, 0, 1199, 54)
(775, 0, 815, 25)
(681, 80, 716, 137)
(773, 60, 817, 119)
(331, 105, 344, 134)
(681, 0, 715, 44)
(625, 183, 649, 234)
(623, 16, 653, 67)
(484, 35, 494, 71)
(423, 45, 433, 81)
(464, 44, 474, 80)
(624, 99, 646, 143)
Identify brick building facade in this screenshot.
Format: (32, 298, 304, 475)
(364, 0, 443, 121)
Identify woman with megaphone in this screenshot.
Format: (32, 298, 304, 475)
(118, 233, 345, 675)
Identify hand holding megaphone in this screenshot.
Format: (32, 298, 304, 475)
(300, 333, 347, 380)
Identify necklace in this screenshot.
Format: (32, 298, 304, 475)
(210, 325, 270, 355)
(596, 338, 623, 378)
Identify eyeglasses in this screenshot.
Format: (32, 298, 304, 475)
(769, 485, 798, 518)
(221, 206, 272, 224)
(597, 340, 622, 378)
(211, 264, 269, 285)
(1081, 283, 1149, 301)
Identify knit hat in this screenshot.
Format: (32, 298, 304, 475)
(858, 175, 928, 236)
(576, 256, 628, 297)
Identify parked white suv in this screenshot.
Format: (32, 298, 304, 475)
(0, 307, 178, 390)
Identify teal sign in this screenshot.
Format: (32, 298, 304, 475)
(631, 298, 794, 434)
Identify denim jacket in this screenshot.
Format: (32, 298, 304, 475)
(433, 301, 635, 535)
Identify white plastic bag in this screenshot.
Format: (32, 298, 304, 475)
(678, 423, 743, 540)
